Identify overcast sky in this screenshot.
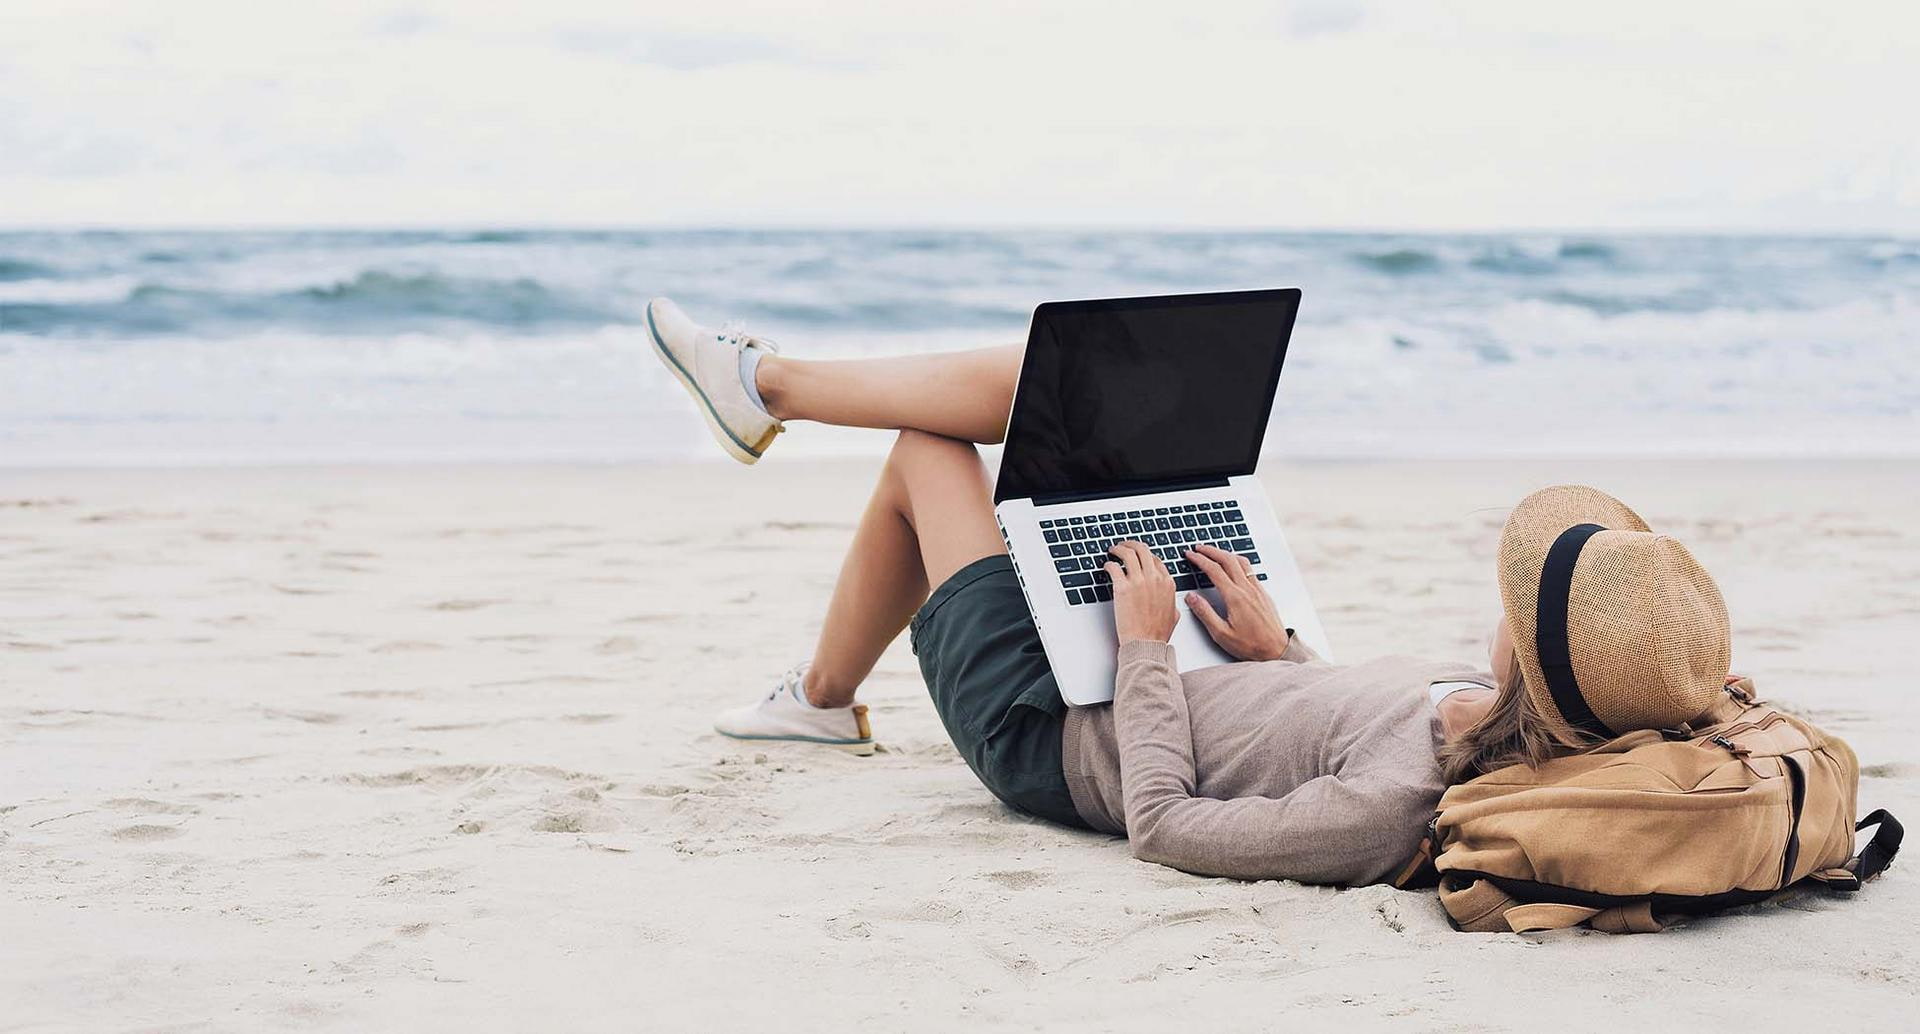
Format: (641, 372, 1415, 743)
(2, 0, 1915, 231)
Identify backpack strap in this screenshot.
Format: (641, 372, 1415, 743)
(1808, 810, 1902, 892)
(1503, 903, 1601, 933)
(1437, 878, 1520, 933)
(1504, 901, 1664, 934)
(1855, 810, 1903, 881)
(1441, 878, 1666, 934)
(1389, 833, 1439, 889)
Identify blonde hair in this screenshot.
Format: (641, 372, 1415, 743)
(1438, 651, 1598, 784)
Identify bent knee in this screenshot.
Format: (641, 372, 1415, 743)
(887, 428, 978, 468)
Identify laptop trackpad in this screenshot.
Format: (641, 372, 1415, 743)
(1170, 595, 1236, 672)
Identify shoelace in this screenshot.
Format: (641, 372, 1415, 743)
(717, 319, 779, 355)
(766, 663, 808, 702)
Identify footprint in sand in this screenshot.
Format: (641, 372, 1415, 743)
(981, 869, 1052, 890)
(531, 813, 587, 833)
(429, 598, 509, 611)
(112, 824, 183, 842)
(104, 797, 199, 816)
(262, 707, 344, 725)
(370, 640, 444, 653)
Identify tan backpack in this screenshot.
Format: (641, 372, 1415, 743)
(1397, 680, 1903, 934)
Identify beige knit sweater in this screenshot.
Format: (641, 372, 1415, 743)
(1062, 638, 1492, 886)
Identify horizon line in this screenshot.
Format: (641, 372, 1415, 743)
(0, 220, 1913, 239)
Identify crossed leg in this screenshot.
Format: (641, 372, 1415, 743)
(757, 345, 1024, 707)
(756, 344, 1024, 445)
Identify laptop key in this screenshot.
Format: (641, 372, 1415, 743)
(1050, 544, 1070, 558)
(1225, 509, 1243, 521)
(1094, 584, 1113, 602)
(1172, 574, 1198, 591)
(1239, 552, 1260, 565)
(1061, 572, 1093, 588)
(1054, 559, 1077, 574)
(1231, 538, 1255, 552)
(1044, 529, 1059, 543)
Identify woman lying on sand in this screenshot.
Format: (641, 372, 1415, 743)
(644, 298, 1733, 886)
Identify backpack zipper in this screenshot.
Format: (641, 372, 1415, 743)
(1701, 711, 1788, 752)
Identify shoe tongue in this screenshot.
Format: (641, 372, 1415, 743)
(784, 666, 813, 706)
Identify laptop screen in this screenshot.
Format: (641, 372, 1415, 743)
(994, 289, 1299, 505)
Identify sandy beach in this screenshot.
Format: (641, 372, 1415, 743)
(3, 457, 1917, 1031)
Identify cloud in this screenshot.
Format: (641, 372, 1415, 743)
(370, 8, 444, 38)
(1287, 0, 1365, 38)
(0, 0, 1913, 231)
(550, 24, 817, 71)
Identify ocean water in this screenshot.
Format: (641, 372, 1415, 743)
(1, 229, 1916, 465)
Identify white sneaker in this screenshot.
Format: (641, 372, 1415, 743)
(713, 664, 875, 755)
(645, 297, 784, 464)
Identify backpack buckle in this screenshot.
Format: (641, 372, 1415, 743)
(1709, 734, 1749, 757)
(1810, 867, 1863, 893)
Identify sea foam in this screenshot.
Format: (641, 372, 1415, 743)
(0, 229, 1914, 465)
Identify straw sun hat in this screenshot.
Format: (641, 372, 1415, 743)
(1498, 485, 1731, 741)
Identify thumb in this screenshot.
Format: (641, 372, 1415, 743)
(1186, 593, 1230, 637)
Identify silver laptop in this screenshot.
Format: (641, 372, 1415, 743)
(993, 289, 1330, 705)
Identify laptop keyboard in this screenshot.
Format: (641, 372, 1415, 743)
(1042, 500, 1266, 607)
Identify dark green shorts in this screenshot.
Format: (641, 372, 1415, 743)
(909, 554, 1089, 829)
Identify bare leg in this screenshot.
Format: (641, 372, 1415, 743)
(756, 345, 1022, 445)
(804, 430, 1004, 706)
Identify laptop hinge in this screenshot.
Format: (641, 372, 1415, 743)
(1030, 476, 1232, 508)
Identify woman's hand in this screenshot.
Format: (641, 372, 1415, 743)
(1105, 540, 1177, 644)
(1183, 545, 1290, 661)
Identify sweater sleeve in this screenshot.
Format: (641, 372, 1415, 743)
(1280, 631, 1319, 664)
(1112, 640, 1425, 886)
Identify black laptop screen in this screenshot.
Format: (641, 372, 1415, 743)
(994, 289, 1299, 505)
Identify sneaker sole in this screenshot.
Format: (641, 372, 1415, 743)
(714, 729, 877, 756)
(646, 305, 778, 466)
